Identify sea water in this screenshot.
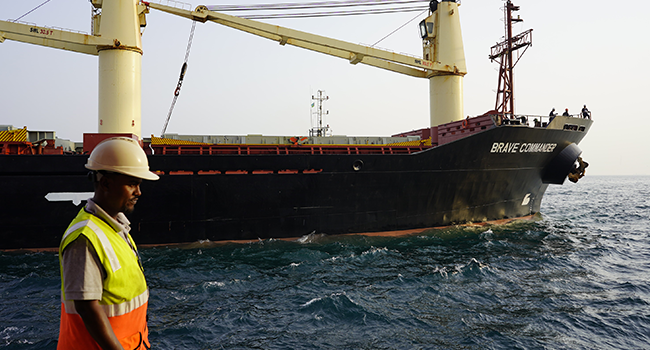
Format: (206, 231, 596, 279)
(2, 176, 649, 349)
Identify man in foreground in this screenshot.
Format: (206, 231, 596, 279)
(58, 137, 159, 349)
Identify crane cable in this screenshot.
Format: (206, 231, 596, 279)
(209, 0, 430, 47)
(240, 6, 428, 20)
(208, 0, 430, 19)
(161, 20, 197, 136)
(12, 0, 51, 22)
(209, 0, 428, 12)
(371, 8, 427, 47)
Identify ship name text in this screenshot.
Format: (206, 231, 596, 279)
(490, 142, 557, 154)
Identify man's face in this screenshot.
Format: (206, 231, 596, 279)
(104, 173, 143, 215)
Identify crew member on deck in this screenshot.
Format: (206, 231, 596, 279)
(549, 108, 557, 124)
(582, 105, 591, 119)
(562, 108, 570, 116)
(58, 137, 159, 350)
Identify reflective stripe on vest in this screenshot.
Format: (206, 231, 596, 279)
(62, 219, 122, 273)
(62, 289, 149, 317)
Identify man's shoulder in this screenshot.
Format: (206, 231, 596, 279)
(61, 209, 114, 253)
(64, 209, 103, 234)
(63, 235, 94, 255)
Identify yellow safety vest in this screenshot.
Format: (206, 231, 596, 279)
(58, 207, 150, 349)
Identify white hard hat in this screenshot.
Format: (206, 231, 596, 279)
(85, 137, 159, 181)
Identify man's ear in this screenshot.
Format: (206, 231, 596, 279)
(97, 173, 113, 191)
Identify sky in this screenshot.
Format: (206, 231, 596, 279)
(1, 0, 649, 175)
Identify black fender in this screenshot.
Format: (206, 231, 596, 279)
(542, 143, 582, 184)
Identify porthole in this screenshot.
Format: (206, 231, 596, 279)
(352, 160, 363, 171)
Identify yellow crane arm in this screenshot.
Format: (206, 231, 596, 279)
(146, 2, 455, 79)
(0, 20, 113, 55)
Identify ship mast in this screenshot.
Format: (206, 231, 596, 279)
(489, 0, 532, 120)
(310, 90, 330, 137)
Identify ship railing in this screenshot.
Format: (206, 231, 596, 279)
(150, 143, 431, 156)
(6, 19, 88, 35)
(488, 113, 584, 128)
(145, 0, 192, 11)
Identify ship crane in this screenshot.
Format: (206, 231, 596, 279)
(148, 0, 468, 128)
(0, 0, 149, 138)
(0, 0, 468, 139)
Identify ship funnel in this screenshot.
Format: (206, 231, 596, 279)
(422, 1, 467, 127)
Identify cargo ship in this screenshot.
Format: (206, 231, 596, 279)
(0, 0, 591, 249)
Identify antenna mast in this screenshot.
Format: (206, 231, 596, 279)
(489, 0, 532, 120)
(309, 90, 330, 137)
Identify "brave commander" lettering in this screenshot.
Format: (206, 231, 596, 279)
(490, 142, 557, 153)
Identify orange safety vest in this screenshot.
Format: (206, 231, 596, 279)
(58, 208, 150, 349)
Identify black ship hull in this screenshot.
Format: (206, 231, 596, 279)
(1, 124, 588, 249)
